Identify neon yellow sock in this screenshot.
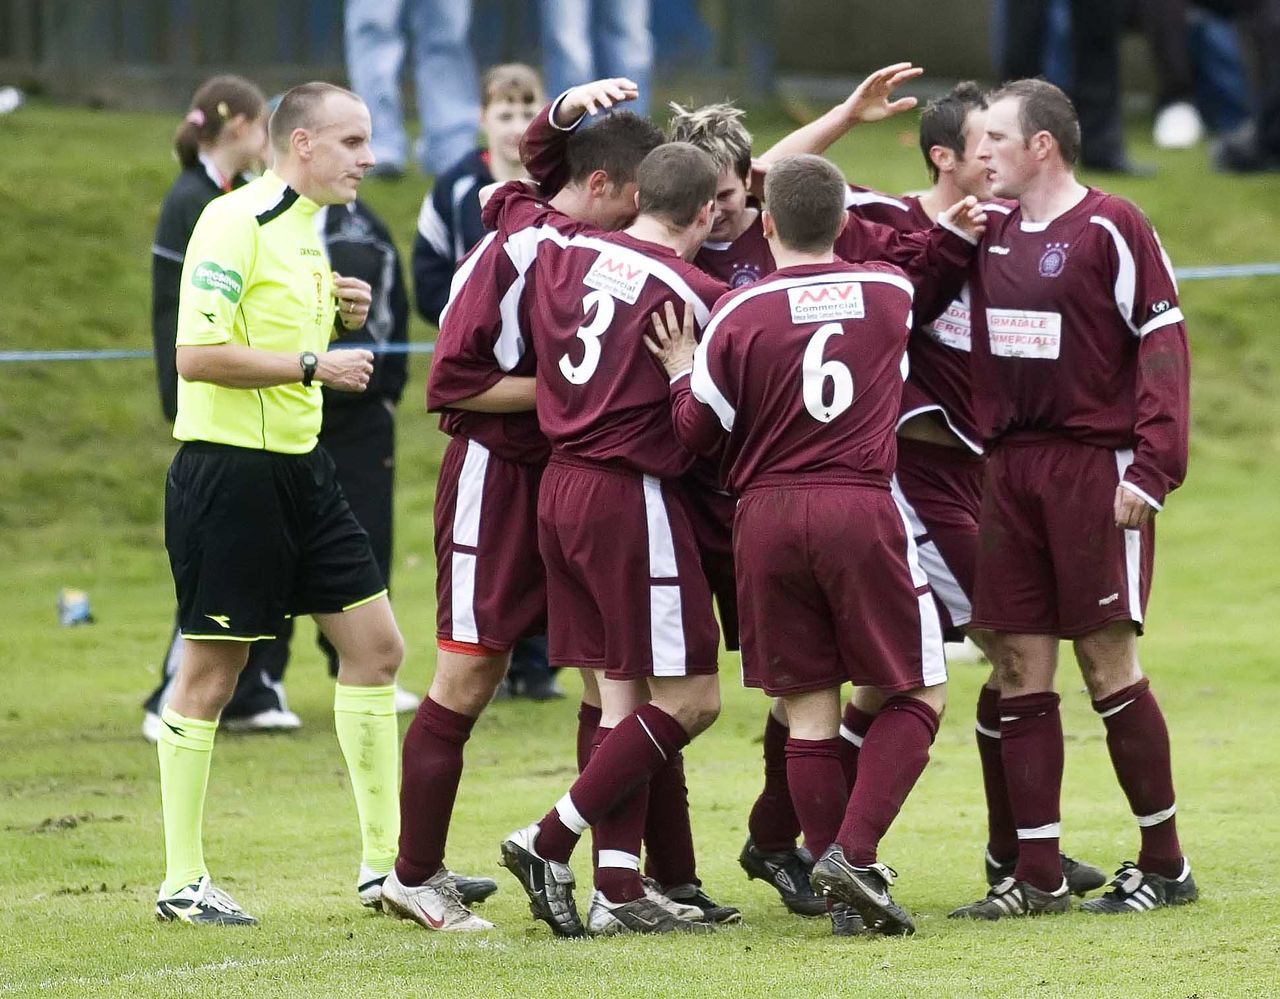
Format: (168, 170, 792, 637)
(157, 706, 218, 896)
(333, 683, 400, 873)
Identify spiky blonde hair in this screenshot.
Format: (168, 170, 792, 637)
(667, 102, 753, 180)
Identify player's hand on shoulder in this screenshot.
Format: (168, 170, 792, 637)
(560, 78, 640, 122)
(1114, 484, 1157, 529)
(941, 195, 988, 242)
(333, 272, 373, 330)
(318, 347, 374, 392)
(646, 301, 698, 380)
(844, 63, 923, 125)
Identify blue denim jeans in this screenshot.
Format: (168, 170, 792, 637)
(1188, 7, 1252, 134)
(539, 0, 653, 117)
(343, 0, 480, 174)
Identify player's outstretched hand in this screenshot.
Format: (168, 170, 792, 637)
(646, 301, 698, 379)
(559, 78, 639, 122)
(318, 347, 374, 392)
(1114, 485, 1156, 529)
(843, 62, 924, 125)
(333, 273, 373, 330)
(940, 195, 988, 242)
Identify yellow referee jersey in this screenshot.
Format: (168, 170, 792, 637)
(174, 171, 334, 454)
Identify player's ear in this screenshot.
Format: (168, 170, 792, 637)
(929, 144, 954, 176)
(1031, 129, 1054, 162)
(761, 208, 775, 240)
(291, 127, 312, 161)
(697, 199, 714, 227)
(587, 169, 610, 197)
(834, 211, 848, 238)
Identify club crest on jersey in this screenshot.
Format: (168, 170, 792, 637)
(787, 282, 865, 323)
(1038, 242, 1070, 277)
(583, 251, 648, 304)
(729, 262, 762, 288)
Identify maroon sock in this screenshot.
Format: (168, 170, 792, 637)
(587, 725, 611, 871)
(838, 703, 876, 791)
(534, 703, 689, 863)
(746, 711, 801, 852)
(395, 697, 476, 886)
(594, 777, 650, 903)
(1001, 691, 1065, 892)
(1093, 679, 1183, 878)
(976, 685, 1018, 864)
(784, 737, 846, 858)
(642, 751, 697, 888)
(836, 697, 939, 866)
(576, 702, 602, 774)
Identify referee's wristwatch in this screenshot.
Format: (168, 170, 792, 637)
(299, 351, 319, 387)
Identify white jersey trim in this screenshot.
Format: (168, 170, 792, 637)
(1089, 214, 1141, 337)
(437, 230, 497, 330)
(844, 187, 911, 213)
(938, 216, 978, 245)
(1118, 479, 1163, 512)
(897, 403, 984, 455)
(1138, 307, 1184, 338)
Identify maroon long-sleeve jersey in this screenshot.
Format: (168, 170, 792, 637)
(670, 261, 914, 493)
(491, 185, 728, 478)
(969, 187, 1190, 507)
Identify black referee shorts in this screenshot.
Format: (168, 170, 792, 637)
(165, 442, 386, 641)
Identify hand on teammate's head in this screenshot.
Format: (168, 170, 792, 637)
(563, 78, 640, 120)
(844, 63, 924, 126)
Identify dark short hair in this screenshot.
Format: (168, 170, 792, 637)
(481, 63, 543, 109)
(636, 143, 718, 227)
(919, 81, 988, 183)
(991, 78, 1081, 166)
(763, 154, 846, 254)
(564, 110, 665, 187)
(269, 81, 362, 151)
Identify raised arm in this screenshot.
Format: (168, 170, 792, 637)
(757, 63, 923, 166)
(520, 78, 639, 195)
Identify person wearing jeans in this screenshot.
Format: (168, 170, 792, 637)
(539, 0, 653, 117)
(343, 0, 480, 175)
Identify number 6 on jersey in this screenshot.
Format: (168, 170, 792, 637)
(802, 322, 854, 422)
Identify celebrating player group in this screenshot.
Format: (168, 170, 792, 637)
(158, 64, 1194, 938)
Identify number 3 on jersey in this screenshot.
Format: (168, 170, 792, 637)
(560, 289, 616, 384)
(802, 322, 854, 422)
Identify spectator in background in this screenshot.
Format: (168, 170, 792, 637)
(412, 62, 564, 701)
(1217, 0, 1280, 171)
(143, 76, 302, 740)
(343, 0, 480, 176)
(539, 0, 653, 116)
(993, 0, 1143, 173)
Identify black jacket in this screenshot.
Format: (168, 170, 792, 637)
(411, 148, 493, 325)
(318, 201, 409, 409)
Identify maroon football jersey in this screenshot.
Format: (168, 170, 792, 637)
(842, 185, 1018, 452)
(519, 94, 577, 198)
(670, 261, 913, 493)
(492, 191, 728, 477)
(693, 204, 972, 328)
(426, 189, 559, 465)
(970, 186, 1190, 506)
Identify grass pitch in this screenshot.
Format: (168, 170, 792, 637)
(1, 103, 1278, 998)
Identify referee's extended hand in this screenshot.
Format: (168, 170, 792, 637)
(334, 273, 373, 331)
(318, 347, 374, 392)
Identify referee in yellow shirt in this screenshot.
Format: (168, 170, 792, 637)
(156, 82, 404, 925)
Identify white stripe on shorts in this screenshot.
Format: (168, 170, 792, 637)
(643, 475, 688, 677)
(1114, 448, 1144, 625)
(891, 490, 947, 687)
(449, 439, 490, 643)
(597, 850, 641, 871)
(891, 475, 972, 627)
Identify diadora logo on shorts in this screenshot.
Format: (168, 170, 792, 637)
(987, 245, 1011, 255)
(205, 614, 232, 629)
(787, 282, 865, 323)
(583, 252, 649, 304)
(1098, 593, 1120, 607)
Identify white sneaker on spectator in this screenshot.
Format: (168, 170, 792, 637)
(944, 637, 985, 664)
(394, 685, 422, 713)
(1154, 102, 1204, 149)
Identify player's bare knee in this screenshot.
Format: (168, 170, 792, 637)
(430, 649, 508, 715)
(899, 682, 947, 717)
(1074, 621, 1141, 699)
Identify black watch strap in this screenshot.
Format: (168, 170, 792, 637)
(300, 351, 319, 387)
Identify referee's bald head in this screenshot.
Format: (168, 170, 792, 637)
(269, 82, 364, 153)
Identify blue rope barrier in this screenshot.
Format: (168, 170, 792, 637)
(0, 261, 1276, 364)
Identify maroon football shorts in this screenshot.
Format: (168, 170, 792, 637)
(970, 437, 1154, 638)
(735, 482, 947, 696)
(538, 457, 720, 681)
(892, 437, 986, 641)
(679, 478, 740, 652)
(434, 435, 546, 651)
